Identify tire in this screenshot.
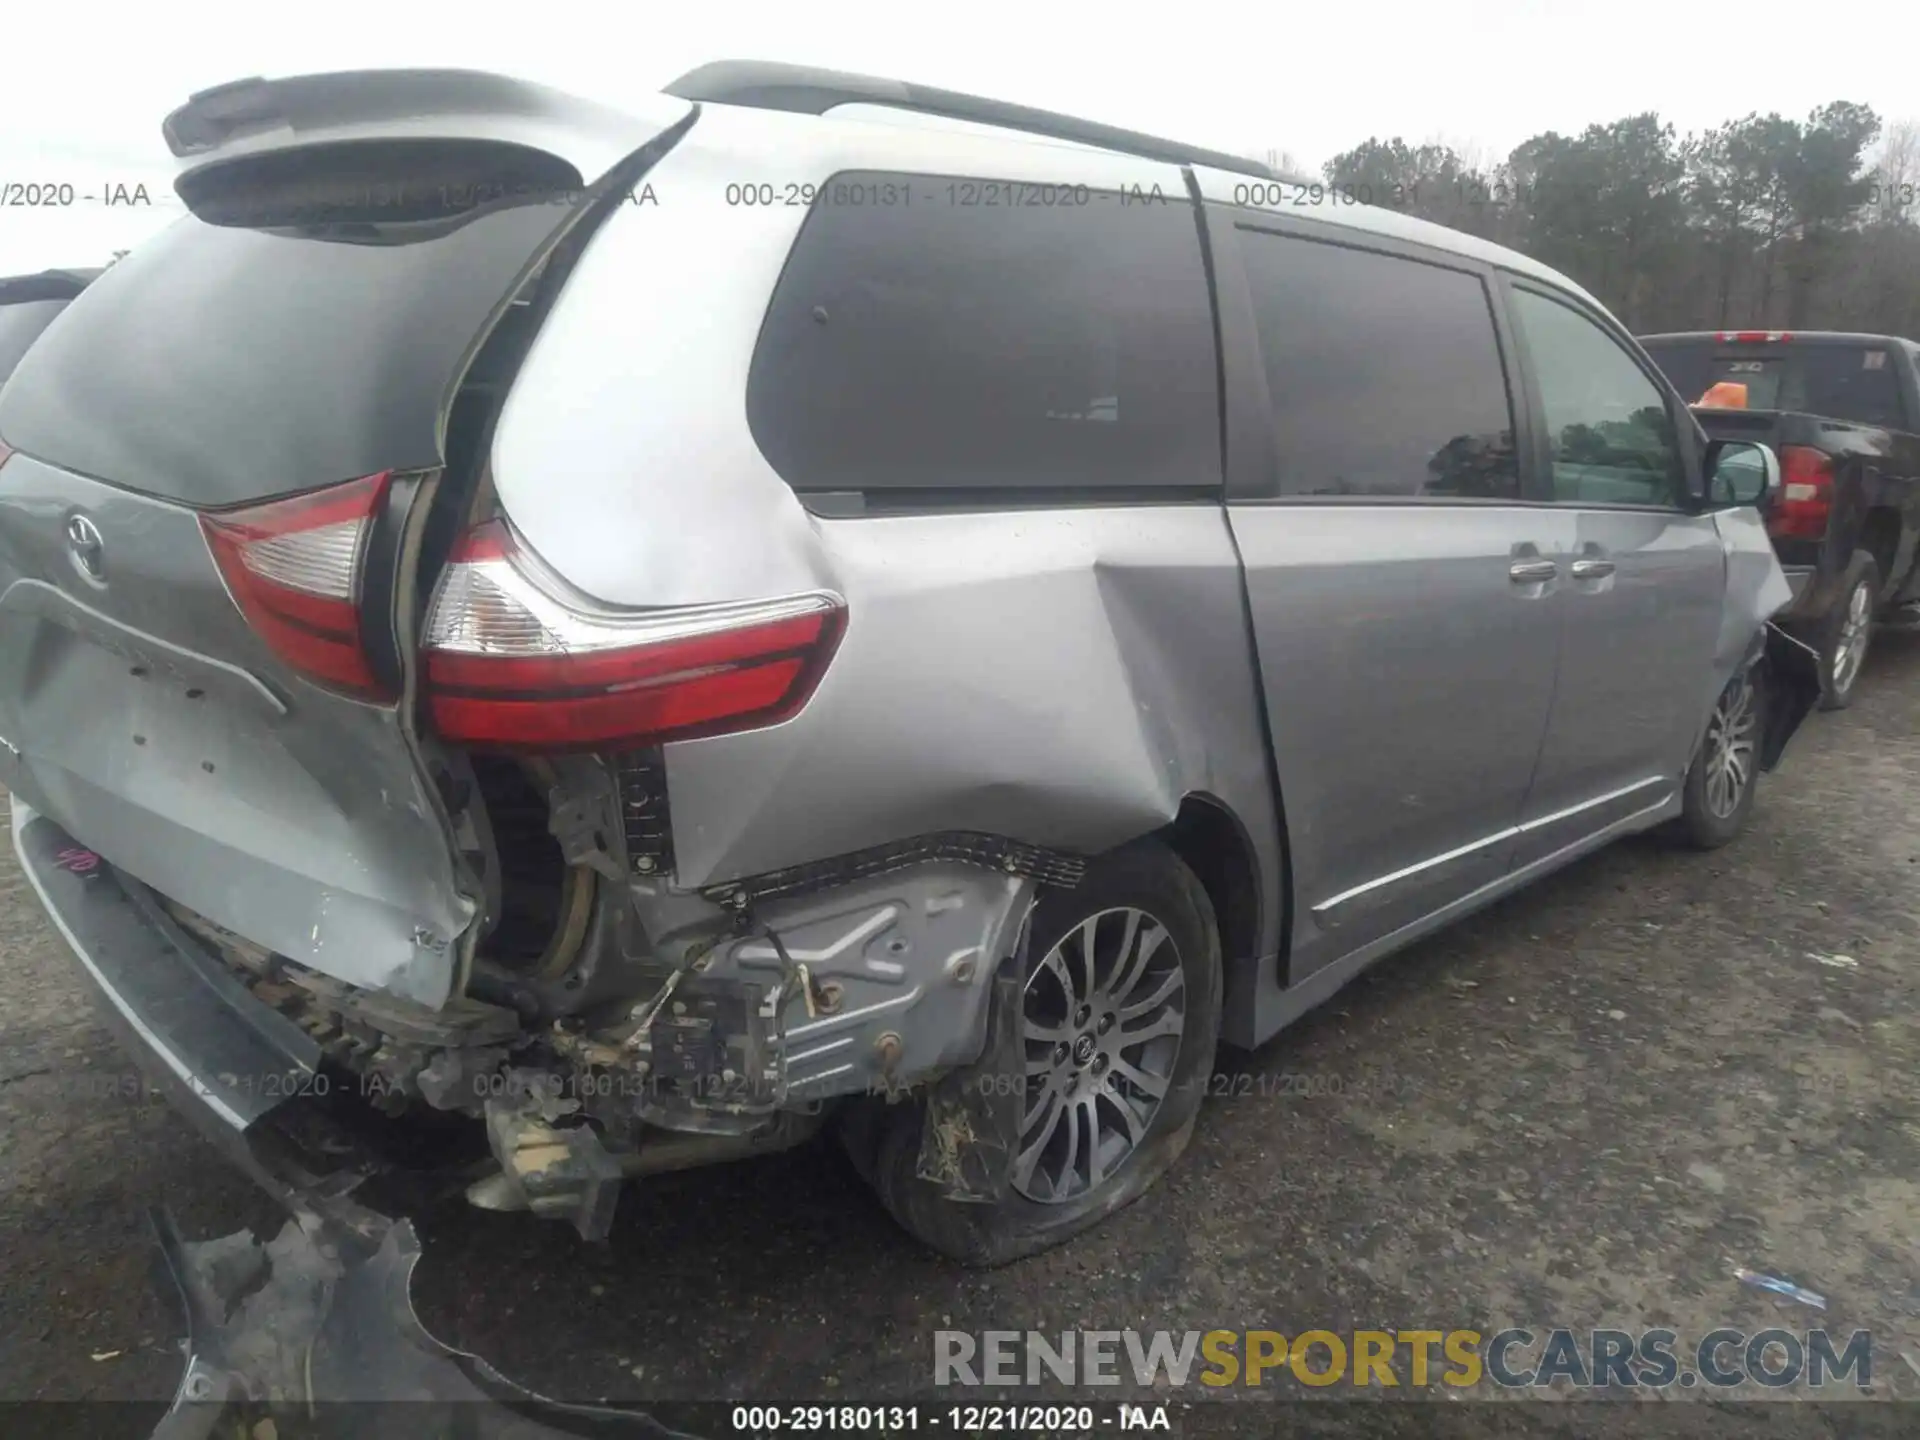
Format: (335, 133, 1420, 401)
(857, 839, 1221, 1266)
(1817, 550, 1880, 711)
(1676, 665, 1765, 850)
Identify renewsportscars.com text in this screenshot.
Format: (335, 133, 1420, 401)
(934, 1327, 1873, 1391)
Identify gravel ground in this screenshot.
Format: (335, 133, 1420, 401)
(2, 633, 1918, 1438)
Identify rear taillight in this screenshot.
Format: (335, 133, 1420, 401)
(420, 520, 846, 752)
(1716, 331, 1793, 342)
(201, 472, 393, 699)
(1771, 446, 1834, 540)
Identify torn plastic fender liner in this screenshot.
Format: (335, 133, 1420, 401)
(913, 963, 1026, 1203)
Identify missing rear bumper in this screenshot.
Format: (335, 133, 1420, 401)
(18, 779, 1041, 1257)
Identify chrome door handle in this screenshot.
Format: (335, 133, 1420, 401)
(1569, 559, 1616, 579)
(1509, 559, 1558, 583)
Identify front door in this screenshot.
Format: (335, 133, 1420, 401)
(1503, 282, 1727, 864)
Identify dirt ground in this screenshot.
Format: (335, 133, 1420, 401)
(2, 634, 1918, 1437)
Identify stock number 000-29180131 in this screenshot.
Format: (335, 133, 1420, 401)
(729, 1404, 1167, 1434)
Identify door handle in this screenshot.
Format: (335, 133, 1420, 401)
(1509, 559, 1558, 583)
(1569, 558, 1616, 580)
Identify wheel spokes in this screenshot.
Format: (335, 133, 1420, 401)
(1015, 905, 1187, 1205)
(1109, 1054, 1169, 1101)
(1104, 1086, 1147, 1147)
(1078, 1097, 1105, 1190)
(1118, 968, 1182, 1024)
(1105, 915, 1162, 1005)
(1069, 916, 1101, 1005)
(1015, 1084, 1068, 1188)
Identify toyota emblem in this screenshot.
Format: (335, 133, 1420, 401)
(66, 514, 107, 584)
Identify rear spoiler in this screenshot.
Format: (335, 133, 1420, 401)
(162, 70, 691, 223)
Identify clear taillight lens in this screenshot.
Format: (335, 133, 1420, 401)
(201, 472, 392, 698)
(420, 520, 846, 752)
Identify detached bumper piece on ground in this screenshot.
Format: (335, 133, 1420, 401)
(149, 1207, 707, 1440)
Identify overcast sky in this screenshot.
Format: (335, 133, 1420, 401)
(4, 0, 1917, 273)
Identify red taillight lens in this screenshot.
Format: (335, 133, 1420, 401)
(201, 472, 393, 699)
(421, 520, 846, 752)
(1771, 446, 1834, 540)
(1716, 331, 1793, 343)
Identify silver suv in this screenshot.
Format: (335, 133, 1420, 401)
(0, 62, 1815, 1264)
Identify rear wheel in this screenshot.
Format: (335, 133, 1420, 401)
(1676, 667, 1764, 850)
(855, 840, 1221, 1266)
(1818, 550, 1879, 711)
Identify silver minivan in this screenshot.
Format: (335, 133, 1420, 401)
(0, 62, 1815, 1265)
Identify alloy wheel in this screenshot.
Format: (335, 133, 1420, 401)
(1014, 907, 1185, 1204)
(1832, 579, 1873, 696)
(1703, 676, 1758, 820)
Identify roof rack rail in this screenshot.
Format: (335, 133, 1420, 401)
(664, 60, 1314, 187)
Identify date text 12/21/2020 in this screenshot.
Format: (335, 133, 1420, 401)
(728, 1404, 1172, 1434)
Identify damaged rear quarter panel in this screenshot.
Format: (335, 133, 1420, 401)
(487, 111, 1281, 941)
(661, 506, 1280, 897)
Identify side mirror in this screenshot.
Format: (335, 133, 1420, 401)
(1702, 439, 1779, 510)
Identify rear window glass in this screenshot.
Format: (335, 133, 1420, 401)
(1642, 341, 1908, 430)
(0, 299, 70, 385)
(746, 171, 1221, 500)
(0, 202, 570, 508)
(1236, 228, 1518, 500)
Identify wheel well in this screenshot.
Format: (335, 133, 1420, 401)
(1860, 507, 1900, 585)
(1158, 797, 1261, 976)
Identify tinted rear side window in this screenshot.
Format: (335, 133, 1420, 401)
(1236, 228, 1518, 500)
(0, 300, 70, 385)
(747, 172, 1220, 500)
(1643, 340, 1908, 429)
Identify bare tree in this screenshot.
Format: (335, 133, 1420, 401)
(1870, 119, 1920, 224)
(1316, 97, 1918, 335)
(1264, 147, 1308, 178)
